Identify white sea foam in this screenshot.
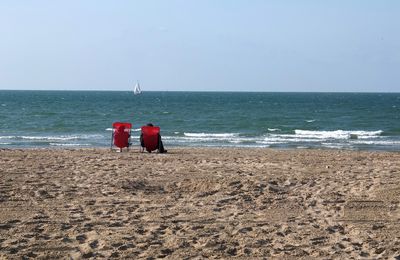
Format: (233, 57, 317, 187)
(0, 136, 14, 140)
(262, 137, 321, 143)
(350, 140, 400, 145)
(184, 133, 238, 138)
(1, 128, 396, 149)
(253, 129, 388, 148)
(20, 136, 80, 141)
(105, 128, 141, 132)
(321, 142, 354, 149)
(267, 128, 281, 132)
(166, 129, 390, 148)
(0, 134, 104, 141)
(293, 130, 383, 140)
(296, 146, 309, 149)
(164, 135, 261, 145)
(306, 119, 316, 123)
(257, 140, 287, 145)
(49, 143, 91, 146)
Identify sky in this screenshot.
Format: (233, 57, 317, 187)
(0, 0, 399, 92)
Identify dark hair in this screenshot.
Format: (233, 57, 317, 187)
(146, 123, 154, 127)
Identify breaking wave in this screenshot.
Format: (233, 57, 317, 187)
(1, 129, 398, 150)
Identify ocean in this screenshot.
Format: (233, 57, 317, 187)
(0, 90, 399, 151)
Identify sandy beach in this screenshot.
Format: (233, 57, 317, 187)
(1, 147, 400, 259)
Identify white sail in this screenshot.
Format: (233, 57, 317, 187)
(133, 82, 141, 95)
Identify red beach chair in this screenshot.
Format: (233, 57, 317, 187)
(141, 125, 160, 153)
(111, 122, 132, 151)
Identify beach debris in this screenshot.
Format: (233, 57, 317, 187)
(349, 134, 358, 139)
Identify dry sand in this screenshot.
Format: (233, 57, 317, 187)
(1, 147, 400, 259)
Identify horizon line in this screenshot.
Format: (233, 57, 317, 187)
(0, 89, 399, 94)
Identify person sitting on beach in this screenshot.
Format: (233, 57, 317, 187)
(140, 123, 167, 153)
(114, 125, 130, 152)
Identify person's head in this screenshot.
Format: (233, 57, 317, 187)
(147, 123, 154, 127)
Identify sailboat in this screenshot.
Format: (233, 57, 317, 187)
(133, 81, 142, 95)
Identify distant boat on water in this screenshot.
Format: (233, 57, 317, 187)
(133, 81, 142, 95)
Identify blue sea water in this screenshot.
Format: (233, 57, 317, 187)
(0, 90, 399, 151)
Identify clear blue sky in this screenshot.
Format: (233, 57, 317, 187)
(0, 1, 399, 92)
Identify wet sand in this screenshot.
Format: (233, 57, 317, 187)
(1, 148, 400, 259)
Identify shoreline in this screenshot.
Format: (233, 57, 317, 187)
(1, 146, 400, 152)
(1, 148, 400, 258)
